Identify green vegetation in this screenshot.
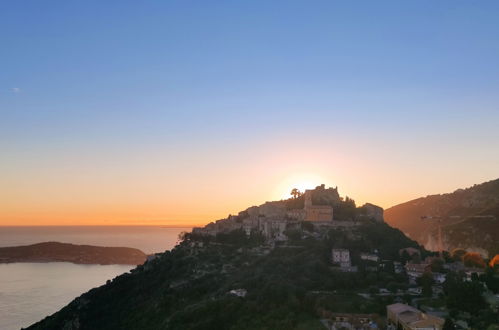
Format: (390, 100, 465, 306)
(28, 222, 416, 330)
(27, 221, 499, 329)
(285, 194, 305, 210)
(332, 197, 357, 221)
(416, 272, 434, 297)
(385, 178, 499, 257)
(290, 188, 303, 199)
(463, 252, 487, 268)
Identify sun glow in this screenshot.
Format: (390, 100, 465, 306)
(274, 173, 327, 200)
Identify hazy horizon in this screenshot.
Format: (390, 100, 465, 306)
(2, 1, 499, 226)
(1, 178, 497, 227)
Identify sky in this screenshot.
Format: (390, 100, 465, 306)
(1, 1, 499, 226)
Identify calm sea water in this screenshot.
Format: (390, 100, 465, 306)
(0, 226, 191, 254)
(0, 226, 190, 330)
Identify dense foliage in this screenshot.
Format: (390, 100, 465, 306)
(27, 222, 499, 329)
(28, 222, 418, 330)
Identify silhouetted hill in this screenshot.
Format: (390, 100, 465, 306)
(27, 222, 420, 330)
(385, 179, 499, 257)
(0, 242, 147, 265)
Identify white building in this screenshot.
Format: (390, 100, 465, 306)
(360, 253, 379, 262)
(332, 249, 351, 267)
(229, 289, 247, 298)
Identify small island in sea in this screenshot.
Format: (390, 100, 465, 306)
(0, 242, 147, 265)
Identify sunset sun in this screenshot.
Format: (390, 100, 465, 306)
(2, 1, 498, 329)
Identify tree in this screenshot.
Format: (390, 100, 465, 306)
(178, 231, 189, 242)
(463, 252, 486, 268)
(290, 188, 302, 199)
(400, 250, 411, 264)
(451, 248, 467, 261)
(484, 266, 499, 293)
(446, 279, 486, 314)
(443, 318, 455, 330)
(417, 272, 434, 297)
(430, 258, 444, 272)
(334, 197, 357, 220)
(489, 254, 499, 268)
(387, 282, 398, 293)
(301, 221, 314, 232)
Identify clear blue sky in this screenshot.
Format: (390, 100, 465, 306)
(1, 1, 499, 225)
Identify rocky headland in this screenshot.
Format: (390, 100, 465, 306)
(0, 242, 147, 265)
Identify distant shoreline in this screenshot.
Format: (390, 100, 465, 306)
(0, 225, 195, 228)
(0, 242, 147, 266)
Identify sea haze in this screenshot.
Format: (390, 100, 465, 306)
(0, 226, 190, 330)
(0, 226, 191, 254)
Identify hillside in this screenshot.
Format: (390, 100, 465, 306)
(25, 186, 499, 329)
(27, 222, 420, 330)
(385, 179, 499, 257)
(26, 186, 424, 330)
(0, 242, 147, 265)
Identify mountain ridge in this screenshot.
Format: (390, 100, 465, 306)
(385, 178, 499, 257)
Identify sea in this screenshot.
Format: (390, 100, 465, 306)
(0, 226, 190, 330)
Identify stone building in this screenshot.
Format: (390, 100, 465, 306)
(304, 190, 333, 221)
(261, 219, 287, 240)
(286, 208, 306, 221)
(332, 249, 351, 267)
(387, 303, 443, 330)
(405, 263, 431, 279)
(311, 184, 341, 204)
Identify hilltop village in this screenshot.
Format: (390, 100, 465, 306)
(193, 184, 384, 240)
(29, 185, 499, 330)
(186, 185, 499, 330)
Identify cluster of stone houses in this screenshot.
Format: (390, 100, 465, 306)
(319, 309, 382, 329)
(192, 185, 384, 240)
(188, 185, 492, 330)
(401, 248, 486, 286)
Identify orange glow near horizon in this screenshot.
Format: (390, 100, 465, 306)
(1, 136, 496, 227)
(3, 2, 499, 228)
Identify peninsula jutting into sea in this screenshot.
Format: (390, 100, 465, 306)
(0, 242, 147, 265)
(27, 184, 499, 330)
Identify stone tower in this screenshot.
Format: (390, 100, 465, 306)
(304, 190, 313, 208)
